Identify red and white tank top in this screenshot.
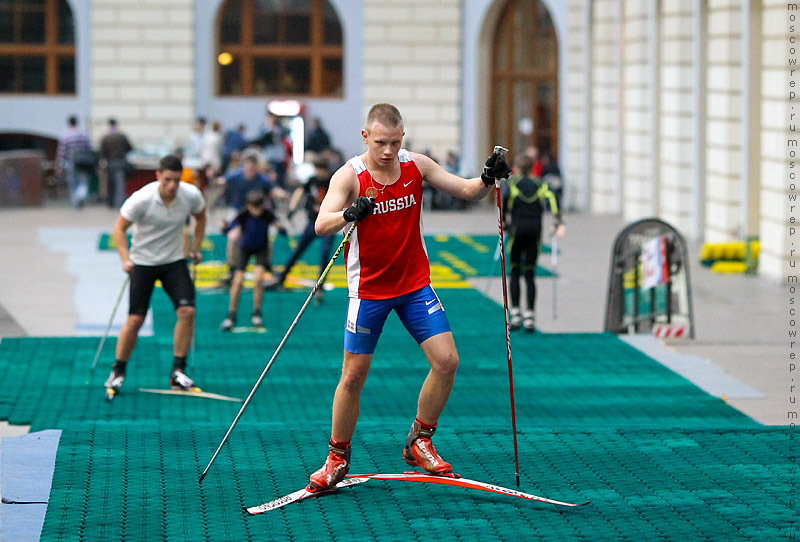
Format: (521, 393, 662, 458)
(344, 149, 430, 299)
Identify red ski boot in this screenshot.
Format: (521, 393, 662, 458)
(306, 440, 351, 493)
(403, 419, 459, 478)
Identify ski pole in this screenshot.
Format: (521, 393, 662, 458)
(200, 220, 358, 483)
(491, 145, 521, 488)
(551, 233, 558, 320)
(87, 275, 130, 384)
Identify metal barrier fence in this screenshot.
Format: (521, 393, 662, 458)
(604, 218, 694, 338)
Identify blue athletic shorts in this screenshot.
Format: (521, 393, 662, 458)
(344, 284, 451, 354)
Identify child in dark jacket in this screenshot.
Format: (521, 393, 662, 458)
(220, 190, 281, 330)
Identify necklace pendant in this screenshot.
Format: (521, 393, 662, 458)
(366, 186, 378, 199)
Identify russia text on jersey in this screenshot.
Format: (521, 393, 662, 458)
(371, 194, 418, 215)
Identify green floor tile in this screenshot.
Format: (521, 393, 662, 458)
(0, 257, 783, 540)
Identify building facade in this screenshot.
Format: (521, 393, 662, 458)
(0, 0, 792, 281)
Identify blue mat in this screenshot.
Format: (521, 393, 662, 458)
(0, 430, 61, 542)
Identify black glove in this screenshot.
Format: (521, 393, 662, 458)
(481, 152, 512, 187)
(343, 196, 375, 222)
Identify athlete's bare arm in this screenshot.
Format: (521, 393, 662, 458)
(411, 152, 493, 201)
(112, 215, 134, 273)
(315, 163, 360, 236)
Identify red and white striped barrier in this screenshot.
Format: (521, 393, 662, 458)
(653, 324, 688, 338)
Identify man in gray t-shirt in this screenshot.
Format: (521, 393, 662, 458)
(104, 154, 207, 399)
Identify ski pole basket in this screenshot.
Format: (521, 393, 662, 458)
(604, 218, 694, 338)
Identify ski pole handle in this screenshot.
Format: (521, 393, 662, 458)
(492, 146, 509, 188)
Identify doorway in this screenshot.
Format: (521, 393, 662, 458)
(490, 0, 559, 162)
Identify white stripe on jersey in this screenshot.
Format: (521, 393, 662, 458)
(349, 149, 412, 173)
(348, 156, 367, 174)
(347, 226, 361, 298)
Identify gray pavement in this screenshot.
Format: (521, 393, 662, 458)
(0, 199, 786, 434)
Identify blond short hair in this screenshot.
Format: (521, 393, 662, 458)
(365, 103, 403, 131)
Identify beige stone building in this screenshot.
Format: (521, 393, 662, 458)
(0, 0, 793, 281)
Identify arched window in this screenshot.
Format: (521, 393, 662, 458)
(491, 0, 558, 158)
(0, 0, 76, 94)
(217, 0, 343, 97)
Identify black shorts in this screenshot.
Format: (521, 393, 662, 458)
(232, 245, 271, 271)
(129, 260, 194, 315)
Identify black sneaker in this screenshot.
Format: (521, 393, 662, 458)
(104, 369, 125, 392)
(104, 363, 126, 401)
(169, 368, 195, 391)
(220, 314, 236, 331)
(264, 274, 285, 290)
(509, 308, 522, 331)
(523, 311, 536, 333)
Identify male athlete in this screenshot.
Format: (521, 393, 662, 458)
(105, 154, 206, 396)
(307, 103, 511, 492)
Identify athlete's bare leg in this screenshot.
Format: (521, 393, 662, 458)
(330, 351, 373, 442)
(416, 331, 459, 424)
(115, 314, 145, 362)
(173, 306, 195, 357)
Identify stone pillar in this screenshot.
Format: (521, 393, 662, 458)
(565, 0, 592, 212)
(658, 0, 697, 235)
(591, 0, 623, 213)
(759, 0, 794, 281)
(621, 1, 660, 220)
(704, 1, 745, 242)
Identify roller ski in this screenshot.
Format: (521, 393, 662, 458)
(139, 388, 242, 402)
(104, 362, 126, 402)
(246, 477, 367, 514)
(246, 440, 358, 515)
(343, 473, 590, 507)
(246, 472, 587, 514)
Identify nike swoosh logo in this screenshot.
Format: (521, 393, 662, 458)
(425, 299, 436, 305)
(404, 180, 413, 187)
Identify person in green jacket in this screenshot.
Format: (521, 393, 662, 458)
(502, 154, 565, 332)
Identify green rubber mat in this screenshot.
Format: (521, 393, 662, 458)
(0, 289, 755, 430)
(40, 423, 788, 541)
(0, 284, 777, 540)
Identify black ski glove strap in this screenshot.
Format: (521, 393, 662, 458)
(343, 196, 376, 222)
(481, 153, 512, 187)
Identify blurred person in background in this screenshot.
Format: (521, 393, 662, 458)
(56, 115, 94, 208)
(99, 117, 134, 208)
